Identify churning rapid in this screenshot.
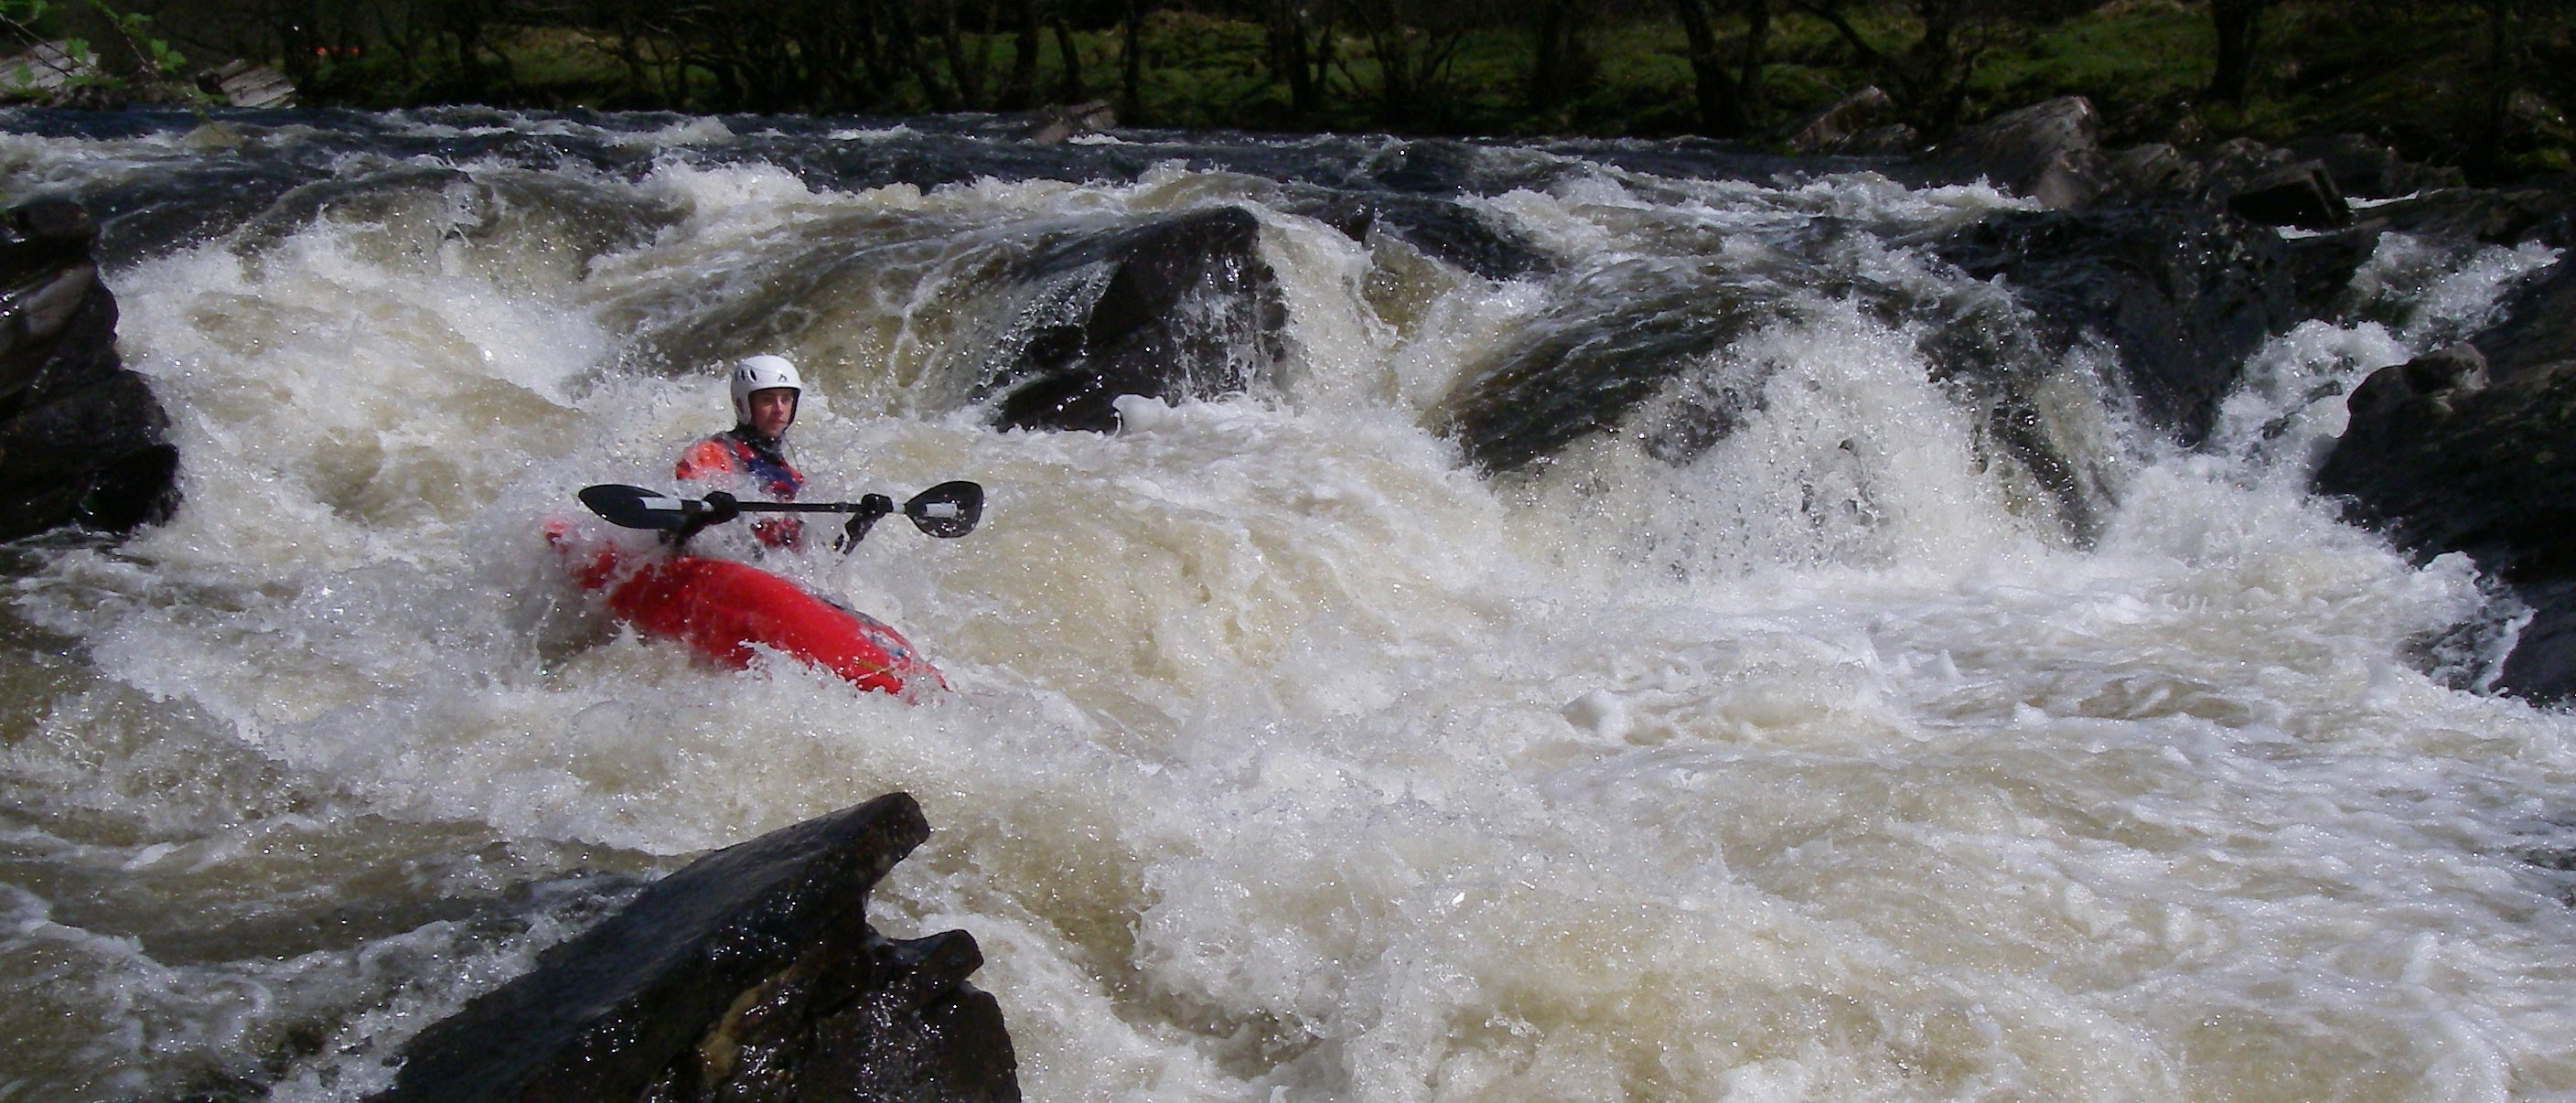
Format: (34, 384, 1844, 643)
(5, 107, 2576, 1100)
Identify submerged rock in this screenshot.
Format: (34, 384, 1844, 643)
(376, 793, 1018, 1102)
(981, 205, 1287, 433)
(0, 198, 180, 541)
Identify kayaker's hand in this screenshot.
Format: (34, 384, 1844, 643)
(702, 490, 741, 524)
(835, 495, 896, 553)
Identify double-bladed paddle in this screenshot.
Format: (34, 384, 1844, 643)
(578, 481, 983, 547)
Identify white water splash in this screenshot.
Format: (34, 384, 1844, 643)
(3, 121, 2574, 1102)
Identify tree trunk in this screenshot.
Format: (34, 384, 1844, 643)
(939, 0, 992, 106)
(1529, 0, 1584, 114)
(1733, 0, 1768, 123)
(1001, 0, 1040, 110)
(1673, 0, 1744, 135)
(2207, 0, 2266, 104)
(1052, 13, 1083, 102)
(1261, 0, 1325, 122)
(1121, 0, 1145, 124)
(896, 0, 955, 110)
(2464, 0, 2522, 181)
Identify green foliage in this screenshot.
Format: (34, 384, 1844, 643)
(16, 0, 2564, 183)
(3, 0, 193, 101)
(92, 1, 185, 78)
(1967, 0, 2208, 142)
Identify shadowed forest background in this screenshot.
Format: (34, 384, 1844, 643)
(7, 0, 2574, 183)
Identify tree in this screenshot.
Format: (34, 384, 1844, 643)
(1673, 0, 1768, 136)
(1335, 0, 1473, 130)
(1791, 0, 2097, 136)
(1251, 0, 1334, 123)
(1527, 0, 1595, 117)
(2206, 0, 2266, 103)
(4, 0, 195, 101)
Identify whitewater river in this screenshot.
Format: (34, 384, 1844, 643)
(4, 108, 2574, 1101)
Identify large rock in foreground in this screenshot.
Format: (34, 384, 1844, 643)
(1929, 202, 2310, 448)
(376, 793, 1018, 1102)
(2, 198, 179, 540)
(2316, 337, 2576, 701)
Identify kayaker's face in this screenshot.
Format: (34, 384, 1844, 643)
(748, 387, 797, 439)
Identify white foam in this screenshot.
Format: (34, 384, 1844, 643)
(5, 134, 2576, 1101)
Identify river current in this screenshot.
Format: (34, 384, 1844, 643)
(4, 108, 2574, 1101)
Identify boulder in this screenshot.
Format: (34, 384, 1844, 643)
(1784, 87, 1913, 155)
(376, 792, 1018, 1102)
(0, 198, 180, 541)
(1284, 190, 1554, 281)
(1929, 202, 2307, 445)
(1024, 100, 1115, 145)
(2313, 343, 2576, 701)
(194, 59, 297, 109)
(982, 206, 1288, 433)
(2096, 143, 2203, 203)
(1926, 96, 2113, 209)
(2283, 134, 2466, 199)
(2227, 161, 2354, 229)
(1433, 260, 1783, 476)
(2441, 244, 2576, 384)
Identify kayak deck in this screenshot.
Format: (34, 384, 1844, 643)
(546, 523, 939, 695)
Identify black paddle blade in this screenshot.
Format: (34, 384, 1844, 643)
(578, 484, 694, 530)
(905, 481, 983, 538)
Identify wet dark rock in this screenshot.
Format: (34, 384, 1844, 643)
(2195, 136, 2304, 198)
(1930, 202, 2306, 445)
(2469, 259, 2576, 384)
(2357, 176, 2576, 250)
(1840, 124, 1926, 158)
(2227, 161, 2353, 230)
(982, 206, 1288, 433)
(0, 198, 180, 541)
(228, 162, 684, 267)
(1284, 190, 1553, 281)
(2283, 134, 2466, 200)
(1925, 96, 2113, 209)
(2315, 342, 2576, 701)
(376, 792, 1018, 1103)
(1545, 135, 1854, 187)
(2098, 143, 2204, 204)
(2315, 223, 2576, 702)
(1022, 100, 1115, 144)
(1436, 258, 1787, 476)
(1361, 138, 1493, 195)
(2336, 344, 2490, 448)
(1785, 87, 1914, 156)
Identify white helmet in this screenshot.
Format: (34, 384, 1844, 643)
(730, 354, 803, 424)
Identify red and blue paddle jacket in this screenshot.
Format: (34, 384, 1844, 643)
(675, 426, 807, 550)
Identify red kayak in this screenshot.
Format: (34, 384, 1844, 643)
(545, 523, 941, 695)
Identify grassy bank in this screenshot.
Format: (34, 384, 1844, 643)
(28, 0, 2574, 180)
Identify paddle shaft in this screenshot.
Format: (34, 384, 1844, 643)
(584, 483, 981, 538)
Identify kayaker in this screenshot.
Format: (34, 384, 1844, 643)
(672, 354, 809, 552)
